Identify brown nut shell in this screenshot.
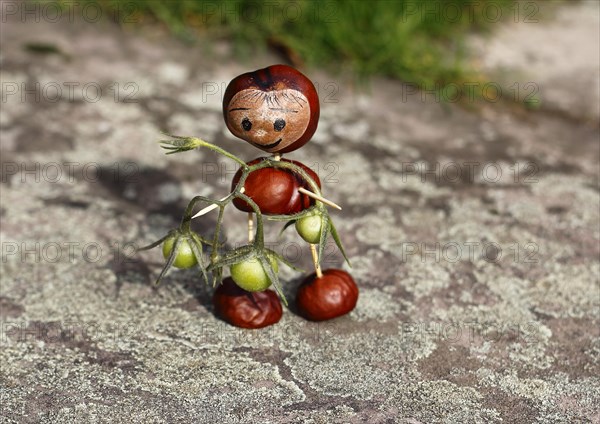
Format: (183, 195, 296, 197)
(231, 157, 321, 215)
(213, 277, 282, 329)
(223, 64, 320, 154)
(296, 269, 359, 321)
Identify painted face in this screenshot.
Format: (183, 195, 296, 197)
(226, 88, 311, 153)
(223, 65, 320, 154)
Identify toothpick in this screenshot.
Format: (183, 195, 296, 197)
(192, 188, 245, 219)
(298, 187, 342, 210)
(310, 244, 323, 278)
(247, 212, 254, 242)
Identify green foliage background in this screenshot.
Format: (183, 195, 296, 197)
(54, 0, 522, 94)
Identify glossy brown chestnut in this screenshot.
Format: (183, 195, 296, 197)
(223, 64, 320, 154)
(213, 277, 282, 329)
(231, 157, 321, 215)
(296, 269, 358, 321)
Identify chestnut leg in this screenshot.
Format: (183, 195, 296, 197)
(296, 269, 359, 321)
(213, 278, 283, 329)
(309, 243, 323, 278)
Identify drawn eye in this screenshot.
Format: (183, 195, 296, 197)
(241, 118, 252, 131)
(274, 119, 286, 132)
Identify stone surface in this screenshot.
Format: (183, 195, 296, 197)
(1, 4, 599, 423)
(469, 0, 600, 122)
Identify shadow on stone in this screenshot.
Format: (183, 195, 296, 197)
(280, 274, 305, 317)
(91, 163, 218, 303)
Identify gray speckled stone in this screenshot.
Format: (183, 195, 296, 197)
(1, 5, 599, 424)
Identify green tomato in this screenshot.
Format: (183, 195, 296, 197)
(230, 256, 279, 292)
(295, 214, 322, 244)
(162, 237, 198, 269)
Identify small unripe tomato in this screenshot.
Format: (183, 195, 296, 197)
(230, 256, 279, 292)
(162, 237, 198, 269)
(231, 157, 321, 215)
(295, 213, 322, 244)
(213, 277, 282, 329)
(296, 269, 358, 321)
(223, 64, 320, 154)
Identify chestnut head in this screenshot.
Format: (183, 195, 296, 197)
(223, 64, 320, 154)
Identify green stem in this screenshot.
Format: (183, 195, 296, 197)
(160, 133, 341, 289)
(167, 134, 321, 198)
(180, 195, 222, 233)
(180, 137, 248, 168)
(210, 205, 226, 264)
(246, 159, 323, 197)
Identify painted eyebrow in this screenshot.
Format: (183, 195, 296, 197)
(229, 107, 251, 112)
(268, 108, 298, 113)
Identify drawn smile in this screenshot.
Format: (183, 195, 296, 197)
(252, 138, 282, 149)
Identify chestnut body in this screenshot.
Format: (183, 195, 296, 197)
(231, 158, 321, 215)
(296, 269, 358, 321)
(213, 277, 282, 329)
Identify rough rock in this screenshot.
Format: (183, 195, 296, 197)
(1, 4, 598, 423)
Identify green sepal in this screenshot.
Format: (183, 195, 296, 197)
(317, 212, 330, 264)
(207, 245, 256, 271)
(136, 230, 175, 252)
(258, 255, 287, 306)
(187, 236, 209, 284)
(329, 219, 351, 267)
(278, 220, 297, 238)
(155, 235, 182, 285)
(265, 248, 304, 273)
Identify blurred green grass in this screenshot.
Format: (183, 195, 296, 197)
(55, 0, 520, 97)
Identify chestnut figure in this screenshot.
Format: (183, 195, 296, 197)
(219, 65, 357, 327)
(296, 269, 358, 321)
(213, 277, 282, 329)
(223, 64, 320, 154)
(231, 157, 321, 215)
